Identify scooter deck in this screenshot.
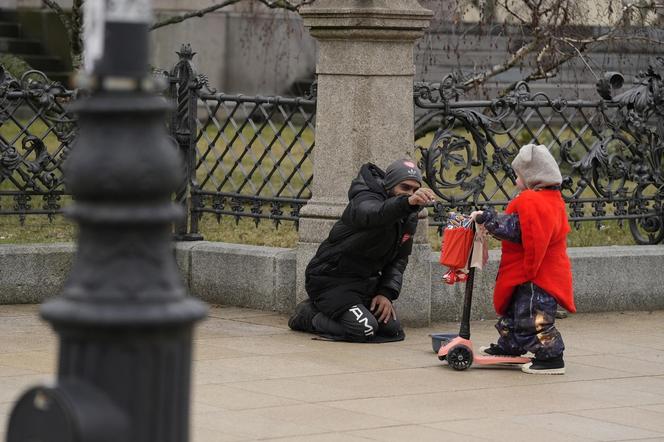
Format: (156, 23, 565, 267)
(473, 354, 531, 365)
(438, 336, 530, 366)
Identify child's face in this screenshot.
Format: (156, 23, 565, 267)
(516, 174, 527, 191)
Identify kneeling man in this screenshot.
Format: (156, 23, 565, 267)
(288, 159, 435, 342)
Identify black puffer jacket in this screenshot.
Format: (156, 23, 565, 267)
(305, 163, 420, 317)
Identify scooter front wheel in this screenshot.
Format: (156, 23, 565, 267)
(447, 345, 473, 370)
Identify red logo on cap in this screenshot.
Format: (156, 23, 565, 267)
(404, 161, 415, 168)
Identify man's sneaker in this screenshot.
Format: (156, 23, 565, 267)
(479, 343, 523, 357)
(288, 299, 318, 333)
(521, 355, 565, 375)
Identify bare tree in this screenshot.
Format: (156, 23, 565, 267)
(36, 0, 664, 93)
(40, 0, 315, 70)
(43, 0, 83, 68)
(437, 0, 664, 95)
(150, 0, 315, 30)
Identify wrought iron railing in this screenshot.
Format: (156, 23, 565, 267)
(415, 63, 664, 244)
(0, 45, 316, 240)
(1, 45, 662, 244)
(165, 45, 315, 239)
(0, 67, 77, 223)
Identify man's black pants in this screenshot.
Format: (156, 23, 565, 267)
(312, 304, 402, 342)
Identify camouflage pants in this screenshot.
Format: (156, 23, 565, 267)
(496, 282, 565, 360)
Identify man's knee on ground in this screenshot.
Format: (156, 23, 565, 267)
(378, 318, 402, 337)
(343, 305, 379, 340)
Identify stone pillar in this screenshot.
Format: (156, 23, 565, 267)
(297, 1, 433, 325)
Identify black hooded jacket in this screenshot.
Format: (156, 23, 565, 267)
(305, 163, 420, 317)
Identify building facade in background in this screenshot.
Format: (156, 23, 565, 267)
(1, 0, 662, 97)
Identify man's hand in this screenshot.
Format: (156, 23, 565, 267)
(370, 294, 396, 324)
(407, 188, 437, 206)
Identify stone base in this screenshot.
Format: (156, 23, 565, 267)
(2, 243, 664, 324)
(394, 242, 431, 326)
(0, 243, 75, 304)
(295, 242, 319, 304)
(187, 243, 296, 313)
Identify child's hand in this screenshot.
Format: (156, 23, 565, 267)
(470, 210, 484, 223)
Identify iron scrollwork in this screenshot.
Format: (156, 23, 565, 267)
(0, 67, 74, 222)
(416, 62, 664, 244)
(2, 45, 317, 235)
(415, 79, 531, 213)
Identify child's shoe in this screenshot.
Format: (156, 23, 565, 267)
(479, 343, 523, 357)
(521, 355, 565, 375)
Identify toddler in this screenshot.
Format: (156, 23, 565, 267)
(471, 144, 575, 375)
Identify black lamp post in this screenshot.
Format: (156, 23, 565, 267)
(6, 1, 207, 441)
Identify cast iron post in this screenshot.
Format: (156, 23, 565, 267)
(6, 1, 207, 441)
(171, 45, 203, 241)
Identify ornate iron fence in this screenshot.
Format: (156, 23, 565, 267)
(165, 45, 316, 239)
(414, 61, 664, 244)
(2, 45, 663, 245)
(0, 67, 77, 223)
(0, 45, 316, 240)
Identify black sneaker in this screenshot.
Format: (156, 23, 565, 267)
(479, 343, 524, 357)
(521, 355, 565, 375)
(288, 299, 318, 333)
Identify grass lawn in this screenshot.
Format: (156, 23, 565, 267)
(0, 211, 640, 249)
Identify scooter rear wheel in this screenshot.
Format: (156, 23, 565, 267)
(447, 345, 473, 370)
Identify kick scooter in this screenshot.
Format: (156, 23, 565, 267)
(432, 229, 530, 370)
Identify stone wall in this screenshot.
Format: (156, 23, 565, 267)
(2, 242, 663, 324)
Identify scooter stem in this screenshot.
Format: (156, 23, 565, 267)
(459, 266, 474, 339)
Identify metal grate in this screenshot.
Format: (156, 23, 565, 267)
(192, 92, 315, 224)
(3, 46, 662, 245)
(415, 66, 664, 244)
(165, 45, 316, 237)
(0, 68, 77, 223)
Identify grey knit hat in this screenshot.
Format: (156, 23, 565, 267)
(511, 144, 562, 189)
(383, 159, 422, 190)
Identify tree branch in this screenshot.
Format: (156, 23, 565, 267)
(43, 0, 84, 68)
(498, 49, 578, 96)
(42, 0, 66, 18)
(555, 33, 664, 47)
(456, 0, 663, 95)
(461, 38, 542, 90)
(497, 0, 528, 24)
(150, 0, 316, 31)
(150, 0, 243, 30)
(498, 27, 664, 97)
(256, 0, 316, 11)
(42, 0, 72, 35)
(70, 0, 84, 68)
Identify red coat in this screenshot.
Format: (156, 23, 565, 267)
(493, 189, 575, 315)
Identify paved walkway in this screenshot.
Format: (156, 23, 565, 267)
(1, 305, 663, 441)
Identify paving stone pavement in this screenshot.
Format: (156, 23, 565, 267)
(1, 304, 664, 441)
